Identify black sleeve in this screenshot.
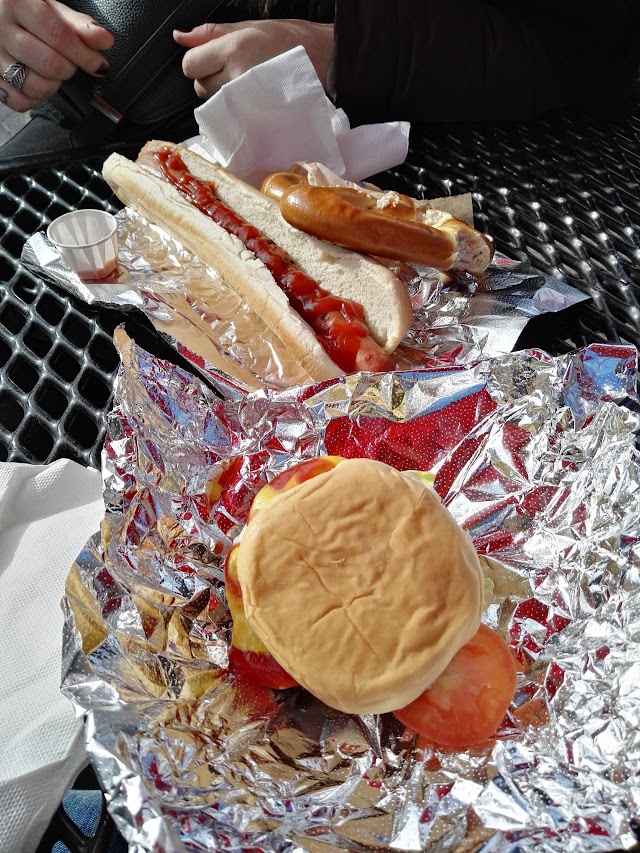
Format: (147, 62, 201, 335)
(255, 0, 334, 20)
(330, 0, 639, 124)
(488, 0, 631, 20)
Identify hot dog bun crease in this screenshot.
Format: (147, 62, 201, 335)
(236, 458, 484, 714)
(102, 142, 413, 381)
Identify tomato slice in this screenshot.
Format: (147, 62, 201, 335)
(249, 456, 344, 518)
(392, 624, 517, 748)
(228, 644, 298, 690)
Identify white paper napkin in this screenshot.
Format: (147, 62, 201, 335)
(0, 460, 104, 853)
(189, 45, 410, 186)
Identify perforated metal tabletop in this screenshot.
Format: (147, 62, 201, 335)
(0, 147, 198, 467)
(384, 113, 640, 355)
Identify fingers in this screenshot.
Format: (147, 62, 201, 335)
(0, 0, 112, 114)
(0, 47, 64, 104)
(4, 29, 77, 82)
(51, 1, 114, 52)
(193, 72, 228, 100)
(0, 76, 40, 113)
(174, 20, 335, 100)
(14, 0, 110, 77)
(0, 84, 38, 113)
(173, 23, 227, 49)
(180, 38, 227, 82)
(175, 23, 236, 82)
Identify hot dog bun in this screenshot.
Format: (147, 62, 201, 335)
(235, 458, 484, 714)
(278, 184, 494, 275)
(260, 171, 306, 202)
(103, 143, 413, 381)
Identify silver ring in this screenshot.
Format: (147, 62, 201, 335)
(2, 62, 29, 93)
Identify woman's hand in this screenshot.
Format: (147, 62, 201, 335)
(174, 19, 334, 100)
(0, 0, 113, 113)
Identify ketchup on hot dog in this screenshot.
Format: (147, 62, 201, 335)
(154, 149, 396, 374)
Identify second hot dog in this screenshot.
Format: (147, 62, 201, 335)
(262, 172, 494, 274)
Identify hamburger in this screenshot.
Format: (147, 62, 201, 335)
(229, 456, 486, 715)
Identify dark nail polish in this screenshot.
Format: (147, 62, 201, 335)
(95, 62, 110, 77)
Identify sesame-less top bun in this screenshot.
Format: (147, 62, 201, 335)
(235, 458, 484, 714)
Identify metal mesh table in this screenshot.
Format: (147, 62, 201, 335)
(0, 147, 197, 468)
(383, 112, 640, 354)
(2, 113, 639, 853)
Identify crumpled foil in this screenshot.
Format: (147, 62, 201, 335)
(61, 332, 640, 853)
(21, 212, 588, 394)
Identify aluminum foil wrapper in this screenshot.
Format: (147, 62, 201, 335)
(61, 332, 639, 852)
(21, 212, 588, 395)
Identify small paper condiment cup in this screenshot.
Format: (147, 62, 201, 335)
(47, 209, 118, 281)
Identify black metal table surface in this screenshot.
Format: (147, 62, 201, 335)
(1, 113, 640, 853)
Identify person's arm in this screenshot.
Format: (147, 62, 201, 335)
(0, 0, 113, 113)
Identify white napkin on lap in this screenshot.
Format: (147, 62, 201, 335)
(0, 460, 104, 853)
(190, 46, 410, 186)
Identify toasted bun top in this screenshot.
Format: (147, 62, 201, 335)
(236, 458, 484, 714)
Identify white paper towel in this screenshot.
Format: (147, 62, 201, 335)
(0, 460, 104, 853)
(189, 46, 410, 186)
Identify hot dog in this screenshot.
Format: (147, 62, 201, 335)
(261, 171, 494, 274)
(102, 142, 414, 382)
